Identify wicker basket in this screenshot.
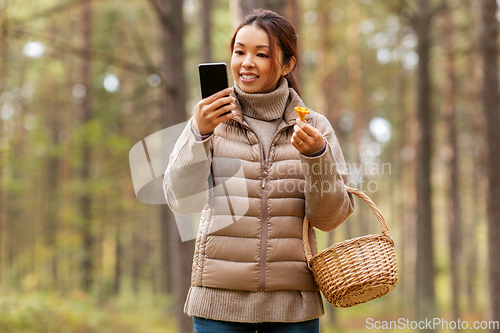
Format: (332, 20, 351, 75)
(303, 186, 398, 308)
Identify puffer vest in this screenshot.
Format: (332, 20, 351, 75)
(191, 89, 320, 292)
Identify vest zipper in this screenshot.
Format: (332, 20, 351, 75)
(239, 123, 293, 292)
(259, 166, 268, 291)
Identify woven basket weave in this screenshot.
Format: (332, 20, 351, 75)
(303, 186, 398, 308)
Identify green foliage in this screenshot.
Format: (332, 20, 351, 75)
(0, 291, 177, 333)
(0, 292, 106, 333)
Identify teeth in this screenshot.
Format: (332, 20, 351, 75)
(241, 74, 258, 79)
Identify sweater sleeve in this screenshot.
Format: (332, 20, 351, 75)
(163, 118, 213, 215)
(299, 113, 355, 232)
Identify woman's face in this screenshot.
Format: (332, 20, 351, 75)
(231, 25, 291, 94)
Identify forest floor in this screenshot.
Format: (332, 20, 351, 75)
(0, 289, 490, 332)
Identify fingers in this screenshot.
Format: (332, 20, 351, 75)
(291, 133, 308, 153)
(194, 90, 235, 135)
(202, 87, 234, 105)
(292, 127, 307, 144)
(211, 96, 236, 115)
(291, 131, 306, 148)
(291, 131, 321, 154)
(216, 109, 236, 123)
(293, 118, 322, 144)
(214, 102, 236, 118)
(208, 107, 235, 132)
(295, 118, 320, 136)
(292, 119, 312, 145)
(292, 118, 324, 154)
(197, 95, 235, 118)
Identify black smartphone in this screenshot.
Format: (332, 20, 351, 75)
(198, 62, 230, 114)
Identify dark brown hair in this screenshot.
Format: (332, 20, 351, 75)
(230, 9, 301, 96)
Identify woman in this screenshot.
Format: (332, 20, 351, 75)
(164, 9, 354, 333)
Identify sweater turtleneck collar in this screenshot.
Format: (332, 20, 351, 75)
(233, 77, 290, 121)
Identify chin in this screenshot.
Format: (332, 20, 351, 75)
(238, 83, 261, 93)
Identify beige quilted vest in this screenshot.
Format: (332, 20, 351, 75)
(191, 90, 322, 292)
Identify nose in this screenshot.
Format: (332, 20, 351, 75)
(242, 55, 255, 68)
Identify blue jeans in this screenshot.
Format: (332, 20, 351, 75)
(193, 316, 320, 333)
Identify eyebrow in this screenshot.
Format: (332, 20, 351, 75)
(235, 42, 269, 48)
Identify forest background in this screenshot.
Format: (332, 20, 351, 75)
(0, 0, 499, 332)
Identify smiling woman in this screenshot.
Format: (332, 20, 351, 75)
(164, 9, 354, 333)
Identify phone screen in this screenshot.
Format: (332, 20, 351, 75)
(198, 63, 229, 99)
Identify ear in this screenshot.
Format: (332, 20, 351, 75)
(282, 56, 296, 76)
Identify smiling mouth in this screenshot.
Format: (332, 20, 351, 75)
(240, 74, 258, 83)
(240, 74, 258, 80)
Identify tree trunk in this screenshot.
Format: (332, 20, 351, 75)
(464, 94, 482, 312)
(347, 0, 363, 164)
(230, 0, 287, 29)
(394, 25, 416, 313)
(79, 0, 94, 293)
(132, 231, 141, 294)
(478, 0, 500, 329)
(316, 2, 337, 324)
(414, 0, 436, 329)
(149, 0, 192, 331)
(284, 0, 302, 86)
(285, 0, 300, 43)
(200, 0, 213, 63)
(346, 0, 365, 237)
(166, 209, 194, 333)
(159, 209, 172, 294)
(441, 5, 462, 326)
(316, 1, 337, 128)
(45, 81, 61, 289)
(464, 1, 483, 312)
(0, 0, 8, 286)
(113, 219, 122, 295)
(8, 29, 28, 288)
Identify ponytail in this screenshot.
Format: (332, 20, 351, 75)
(284, 72, 301, 97)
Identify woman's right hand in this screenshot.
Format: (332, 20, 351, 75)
(192, 88, 236, 136)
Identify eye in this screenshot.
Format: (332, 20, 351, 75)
(258, 53, 269, 58)
(234, 50, 244, 55)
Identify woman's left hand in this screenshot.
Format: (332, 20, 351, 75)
(291, 118, 325, 155)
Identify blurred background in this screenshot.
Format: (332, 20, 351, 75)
(0, 0, 499, 332)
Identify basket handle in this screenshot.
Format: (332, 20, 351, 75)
(303, 186, 391, 262)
